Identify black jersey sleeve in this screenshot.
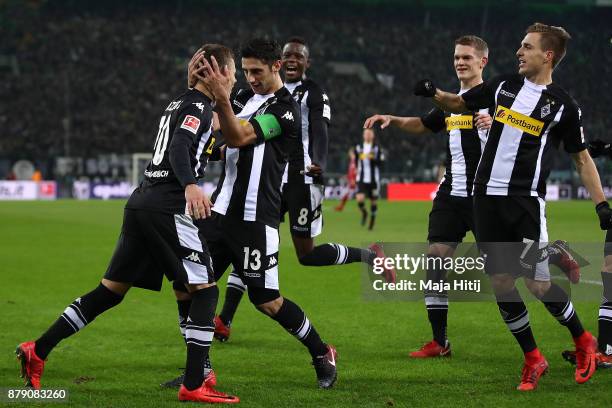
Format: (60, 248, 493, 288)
(169, 103, 213, 187)
(250, 100, 299, 145)
(556, 99, 587, 153)
(462, 74, 512, 111)
(307, 85, 331, 171)
(420, 107, 446, 133)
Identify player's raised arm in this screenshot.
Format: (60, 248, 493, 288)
(413, 79, 468, 113)
(200, 56, 258, 147)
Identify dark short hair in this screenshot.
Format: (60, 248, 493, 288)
(284, 36, 310, 58)
(241, 38, 281, 65)
(199, 43, 234, 69)
(525, 22, 571, 68)
(286, 36, 307, 47)
(454, 35, 489, 57)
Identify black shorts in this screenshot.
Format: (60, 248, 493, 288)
(473, 195, 550, 281)
(427, 193, 474, 245)
(280, 182, 324, 238)
(104, 209, 214, 291)
(605, 229, 612, 257)
(357, 182, 379, 199)
(199, 213, 280, 290)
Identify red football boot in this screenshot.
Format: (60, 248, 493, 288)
(562, 349, 612, 369)
(549, 240, 580, 284)
(574, 331, 597, 384)
(178, 383, 239, 404)
(214, 315, 231, 342)
(409, 340, 451, 358)
(517, 351, 549, 391)
(369, 243, 396, 283)
(16, 341, 45, 390)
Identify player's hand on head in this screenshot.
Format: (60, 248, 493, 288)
(199, 56, 232, 101)
(185, 184, 211, 220)
(187, 49, 206, 88)
(364, 114, 391, 130)
(474, 112, 493, 130)
(414, 79, 437, 97)
(596, 201, 612, 230)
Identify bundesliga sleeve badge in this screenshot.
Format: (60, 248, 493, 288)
(181, 115, 201, 134)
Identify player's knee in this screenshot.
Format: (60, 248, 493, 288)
(604, 255, 612, 273)
(489, 274, 516, 295)
(427, 243, 454, 259)
(101, 278, 131, 297)
(172, 280, 191, 300)
(248, 288, 282, 315)
(524, 279, 551, 299)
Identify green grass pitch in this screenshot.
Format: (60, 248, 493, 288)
(0, 199, 610, 407)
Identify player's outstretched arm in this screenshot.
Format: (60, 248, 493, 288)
(364, 114, 429, 134)
(571, 149, 612, 229)
(414, 79, 468, 113)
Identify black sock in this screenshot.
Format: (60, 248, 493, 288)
(299, 243, 370, 266)
(219, 271, 246, 326)
(496, 288, 537, 353)
(424, 259, 448, 345)
(183, 286, 218, 391)
(35, 283, 124, 360)
(541, 283, 584, 338)
(358, 202, 367, 222)
(368, 203, 377, 229)
(599, 272, 612, 354)
(272, 298, 328, 358)
(177, 299, 191, 342)
(177, 299, 212, 375)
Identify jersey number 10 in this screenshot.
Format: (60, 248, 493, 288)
(152, 114, 171, 165)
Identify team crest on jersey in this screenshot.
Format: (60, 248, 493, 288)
(181, 115, 201, 134)
(540, 104, 551, 118)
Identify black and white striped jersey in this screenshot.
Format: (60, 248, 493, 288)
(126, 88, 214, 213)
(421, 89, 489, 197)
(354, 142, 384, 185)
(282, 78, 331, 185)
(211, 87, 300, 227)
(463, 74, 586, 198)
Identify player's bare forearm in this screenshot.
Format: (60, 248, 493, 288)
(364, 114, 428, 134)
(573, 149, 606, 204)
(392, 116, 429, 134)
(214, 97, 256, 147)
(433, 90, 468, 114)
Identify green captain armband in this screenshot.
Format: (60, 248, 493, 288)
(253, 114, 282, 141)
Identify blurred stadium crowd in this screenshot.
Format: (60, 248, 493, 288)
(1, 0, 611, 184)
